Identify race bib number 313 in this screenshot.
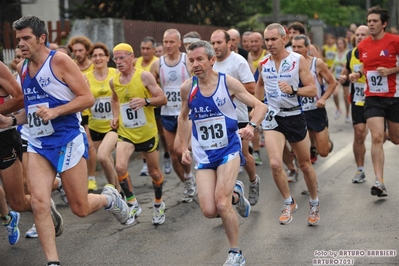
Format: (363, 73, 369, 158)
(195, 116, 228, 150)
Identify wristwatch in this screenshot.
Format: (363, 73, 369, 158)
(145, 98, 151, 106)
(10, 115, 17, 126)
(291, 86, 298, 95)
(248, 121, 257, 129)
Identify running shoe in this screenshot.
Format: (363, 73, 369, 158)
(88, 179, 98, 191)
(310, 147, 318, 164)
(50, 199, 64, 237)
(307, 203, 320, 226)
(248, 175, 260, 206)
(345, 116, 351, 123)
(3, 211, 20, 245)
(234, 180, 251, 218)
(102, 184, 130, 224)
(163, 157, 172, 175)
(279, 198, 298, 225)
(125, 203, 142, 225)
(253, 152, 263, 166)
(334, 109, 341, 119)
(352, 171, 366, 183)
(238, 166, 243, 174)
(223, 251, 246, 266)
(25, 223, 38, 238)
(371, 181, 388, 197)
(182, 175, 197, 202)
(152, 202, 166, 225)
(57, 183, 68, 204)
(140, 163, 149, 176)
(287, 169, 299, 183)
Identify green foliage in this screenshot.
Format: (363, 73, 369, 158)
(68, 0, 254, 26)
(280, 0, 366, 27)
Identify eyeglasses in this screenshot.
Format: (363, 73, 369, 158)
(112, 53, 132, 62)
(91, 54, 106, 58)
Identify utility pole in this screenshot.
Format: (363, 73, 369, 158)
(273, 0, 280, 24)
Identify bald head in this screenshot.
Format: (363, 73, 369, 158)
(250, 32, 264, 53)
(355, 25, 369, 46)
(227, 29, 241, 52)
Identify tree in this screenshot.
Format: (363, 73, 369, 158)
(68, 0, 254, 27)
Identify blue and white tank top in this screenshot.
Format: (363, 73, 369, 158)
(21, 50, 84, 149)
(159, 53, 190, 116)
(188, 73, 242, 164)
(259, 52, 302, 117)
(301, 57, 325, 111)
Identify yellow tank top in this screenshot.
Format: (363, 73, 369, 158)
(87, 68, 117, 133)
(349, 48, 366, 106)
(113, 69, 157, 143)
(252, 49, 267, 70)
(322, 44, 337, 68)
(81, 63, 95, 116)
(135, 56, 158, 71)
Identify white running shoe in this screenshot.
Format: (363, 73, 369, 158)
(152, 202, 166, 225)
(102, 184, 130, 224)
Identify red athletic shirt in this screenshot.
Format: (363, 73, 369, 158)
(358, 33, 399, 98)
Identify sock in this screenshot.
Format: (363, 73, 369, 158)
(1, 214, 11, 225)
(47, 261, 61, 266)
(357, 166, 364, 172)
(88, 175, 96, 181)
(152, 175, 164, 203)
(310, 197, 319, 206)
(105, 195, 113, 208)
(229, 247, 240, 254)
(127, 199, 138, 207)
(118, 172, 134, 200)
(250, 177, 258, 185)
(184, 172, 193, 180)
(254, 151, 260, 155)
(143, 158, 146, 163)
(284, 196, 293, 205)
(164, 152, 170, 159)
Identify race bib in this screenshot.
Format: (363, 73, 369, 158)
(262, 107, 280, 130)
(353, 82, 365, 106)
(366, 70, 388, 93)
(91, 97, 113, 120)
(120, 103, 147, 128)
(27, 103, 55, 137)
(301, 96, 317, 111)
(335, 65, 343, 79)
(195, 116, 228, 150)
(165, 87, 181, 109)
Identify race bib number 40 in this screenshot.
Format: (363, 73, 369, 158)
(27, 103, 55, 137)
(195, 116, 228, 150)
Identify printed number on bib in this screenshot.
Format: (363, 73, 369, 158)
(121, 103, 147, 128)
(195, 116, 228, 150)
(301, 97, 316, 111)
(262, 107, 280, 130)
(366, 71, 388, 93)
(27, 103, 55, 137)
(165, 87, 181, 109)
(91, 97, 113, 120)
(353, 82, 365, 106)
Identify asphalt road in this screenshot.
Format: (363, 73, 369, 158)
(1, 98, 398, 266)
